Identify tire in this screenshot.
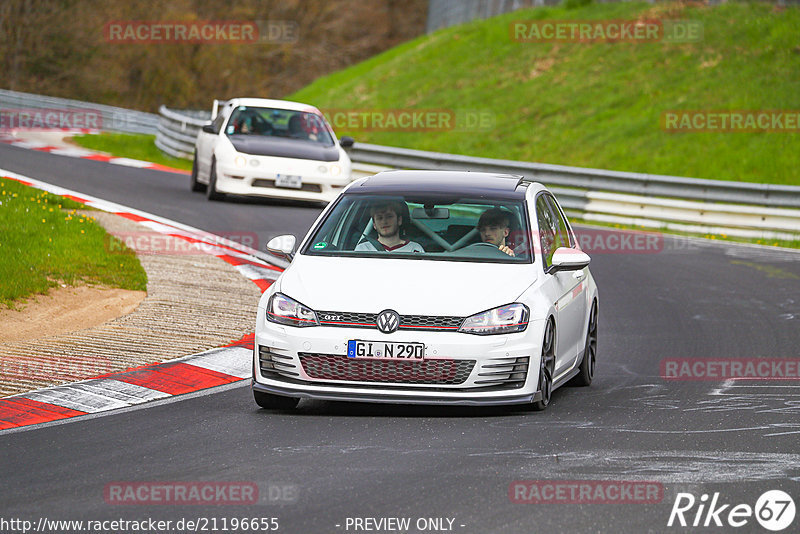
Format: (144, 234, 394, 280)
(206, 157, 224, 201)
(531, 320, 555, 411)
(190, 152, 206, 192)
(253, 390, 299, 410)
(568, 300, 597, 387)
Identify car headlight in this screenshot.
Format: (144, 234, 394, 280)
(266, 293, 318, 327)
(330, 164, 341, 176)
(234, 155, 247, 168)
(458, 303, 529, 335)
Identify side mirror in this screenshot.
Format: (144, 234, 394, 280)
(339, 136, 354, 148)
(266, 234, 296, 262)
(201, 123, 216, 134)
(549, 247, 590, 272)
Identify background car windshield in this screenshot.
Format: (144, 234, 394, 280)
(303, 194, 531, 262)
(225, 106, 334, 145)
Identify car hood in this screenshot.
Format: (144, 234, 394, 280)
(227, 135, 340, 162)
(277, 255, 536, 316)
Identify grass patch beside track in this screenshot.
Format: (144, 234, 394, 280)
(72, 132, 192, 171)
(0, 178, 147, 308)
(291, 1, 800, 185)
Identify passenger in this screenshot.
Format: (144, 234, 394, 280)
(477, 207, 515, 256)
(355, 201, 424, 253)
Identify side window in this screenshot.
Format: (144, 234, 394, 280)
(536, 196, 557, 267)
(211, 112, 226, 134)
(544, 194, 573, 252)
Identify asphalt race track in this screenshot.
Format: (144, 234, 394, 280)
(1, 142, 799, 533)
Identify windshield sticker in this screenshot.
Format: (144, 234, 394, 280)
(312, 242, 328, 250)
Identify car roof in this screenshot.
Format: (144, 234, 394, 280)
(351, 170, 529, 199)
(223, 98, 321, 114)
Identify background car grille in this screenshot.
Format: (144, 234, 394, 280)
(473, 356, 529, 389)
(317, 311, 464, 331)
(252, 179, 322, 193)
(298, 353, 475, 384)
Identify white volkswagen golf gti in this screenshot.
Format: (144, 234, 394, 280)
(191, 98, 353, 202)
(253, 170, 598, 411)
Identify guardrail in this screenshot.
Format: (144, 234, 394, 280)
(0, 88, 158, 135)
(154, 106, 800, 241)
(155, 105, 210, 159)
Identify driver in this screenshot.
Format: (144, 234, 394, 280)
(477, 208, 515, 257)
(355, 201, 424, 253)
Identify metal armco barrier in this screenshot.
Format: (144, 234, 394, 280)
(155, 105, 209, 159)
(0, 88, 158, 135)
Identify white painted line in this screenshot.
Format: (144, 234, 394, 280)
(24, 385, 132, 413)
(48, 147, 96, 157)
(69, 379, 171, 404)
(235, 264, 282, 281)
(109, 157, 155, 168)
(186, 346, 253, 379)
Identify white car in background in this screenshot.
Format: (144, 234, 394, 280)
(252, 170, 599, 411)
(191, 98, 353, 202)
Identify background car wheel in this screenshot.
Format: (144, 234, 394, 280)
(568, 300, 598, 387)
(206, 157, 224, 201)
(531, 320, 555, 411)
(190, 152, 206, 192)
(253, 390, 299, 410)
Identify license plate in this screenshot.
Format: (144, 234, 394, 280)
(347, 340, 425, 360)
(275, 174, 302, 189)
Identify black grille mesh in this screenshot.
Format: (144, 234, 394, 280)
(298, 353, 475, 384)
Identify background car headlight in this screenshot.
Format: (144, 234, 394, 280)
(234, 155, 247, 168)
(458, 303, 529, 335)
(330, 164, 342, 176)
(266, 293, 318, 327)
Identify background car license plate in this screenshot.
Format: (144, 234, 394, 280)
(275, 174, 302, 189)
(347, 340, 425, 359)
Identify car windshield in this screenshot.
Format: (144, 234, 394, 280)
(225, 106, 334, 146)
(303, 193, 532, 263)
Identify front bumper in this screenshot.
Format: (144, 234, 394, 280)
(252, 380, 541, 406)
(252, 314, 546, 406)
(215, 162, 350, 202)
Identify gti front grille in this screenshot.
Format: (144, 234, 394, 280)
(316, 311, 464, 332)
(298, 353, 475, 385)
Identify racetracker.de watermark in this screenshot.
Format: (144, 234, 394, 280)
(322, 109, 496, 132)
(662, 110, 800, 132)
(103, 20, 298, 44)
(509, 480, 663, 504)
(660, 358, 800, 381)
(510, 19, 702, 43)
(104, 482, 258, 505)
(106, 231, 258, 255)
(0, 108, 102, 130)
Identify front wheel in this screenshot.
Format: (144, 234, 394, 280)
(531, 320, 555, 411)
(254, 390, 299, 410)
(190, 152, 206, 192)
(206, 157, 225, 201)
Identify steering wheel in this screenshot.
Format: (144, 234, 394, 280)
(464, 242, 500, 249)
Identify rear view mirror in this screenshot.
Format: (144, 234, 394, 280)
(549, 247, 590, 272)
(339, 136, 354, 148)
(201, 123, 215, 134)
(411, 207, 449, 219)
(266, 234, 296, 262)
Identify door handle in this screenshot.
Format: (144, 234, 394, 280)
(573, 270, 585, 279)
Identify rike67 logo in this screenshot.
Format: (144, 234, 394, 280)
(668, 490, 795, 531)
